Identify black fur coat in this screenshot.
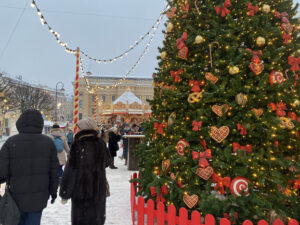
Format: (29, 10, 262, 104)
(59, 129, 111, 225)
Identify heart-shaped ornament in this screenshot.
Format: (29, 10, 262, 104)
(251, 108, 263, 117)
(212, 104, 229, 117)
(210, 126, 230, 143)
(183, 194, 198, 209)
(196, 166, 214, 180)
(249, 62, 264, 75)
(178, 46, 188, 60)
(205, 72, 219, 84)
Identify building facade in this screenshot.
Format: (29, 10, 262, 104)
(76, 76, 153, 123)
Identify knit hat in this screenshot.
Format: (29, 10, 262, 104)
(76, 118, 98, 131)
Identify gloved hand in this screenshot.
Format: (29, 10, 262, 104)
(61, 199, 68, 205)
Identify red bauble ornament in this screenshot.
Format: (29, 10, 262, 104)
(269, 70, 284, 85)
(176, 139, 189, 156)
(230, 177, 250, 197)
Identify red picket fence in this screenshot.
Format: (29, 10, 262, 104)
(130, 173, 299, 225)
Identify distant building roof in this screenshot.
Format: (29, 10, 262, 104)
(113, 90, 142, 105)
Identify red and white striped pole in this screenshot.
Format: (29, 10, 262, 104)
(94, 85, 97, 121)
(73, 47, 80, 133)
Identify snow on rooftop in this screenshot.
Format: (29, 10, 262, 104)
(113, 91, 142, 105)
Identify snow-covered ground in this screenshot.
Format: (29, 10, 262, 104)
(0, 144, 135, 225)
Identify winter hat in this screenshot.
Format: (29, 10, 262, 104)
(76, 117, 98, 131)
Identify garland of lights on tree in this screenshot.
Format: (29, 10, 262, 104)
(134, 0, 300, 222)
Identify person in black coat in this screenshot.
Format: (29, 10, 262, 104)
(108, 127, 121, 169)
(120, 124, 131, 165)
(59, 118, 111, 225)
(0, 109, 59, 225)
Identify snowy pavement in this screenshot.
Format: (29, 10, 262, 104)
(0, 148, 135, 225)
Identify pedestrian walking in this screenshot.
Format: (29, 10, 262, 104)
(48, 124, 70, 184)
(59, 117, 111, 225)
(108, 126, 121, 169)
(0, 109, 59, 225)
(66, 129, 74, 147)
(120, 124, 131, 165)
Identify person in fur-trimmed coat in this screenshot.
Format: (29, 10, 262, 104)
(59, 118, 111, 225)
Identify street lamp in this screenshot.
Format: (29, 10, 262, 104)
(55, 82, 64, 122)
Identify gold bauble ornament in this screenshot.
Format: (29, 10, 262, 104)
(195, 35, 205, 44)
(297, 49, 300, 55)
(294, 99, 300, 106)
(262, 4, 270, 13)
(256, 37, 266, 47)
(235, 93, 248, 106)
(229, 66, 240, 75)
(166, 23, 174, 32)
(161, 51, 167, 59)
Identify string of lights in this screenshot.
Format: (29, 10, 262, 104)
(31, 0, 167, 63)
(78, 9, 162, 92)
(79, 13, 161, 93)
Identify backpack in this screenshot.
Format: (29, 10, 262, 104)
(51, 135, 64, 153)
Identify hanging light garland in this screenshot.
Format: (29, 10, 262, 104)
(31, 0, 168, 63)
(80, 13, 161, 92)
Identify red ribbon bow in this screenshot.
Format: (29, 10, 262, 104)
(288, 112, 300, 122)
(189, 80, 204, 92)
(283, 32, 291, 44)
(170, 68, 183, 82)
(182, 3, 190, 13)
(293, 175, 300, 189)
(248, 3, 259, 16)
(215, 0, 231, 17)
(192, 120, 202, 131)
(150, 185, 168, 203)
(288, 56, 300, 71)
(275, 11, 290, 23)
(176, 32, 188, 50)
(192, 149, 212, 168)
(237, 123, 247, 135)
(212, 173, 231, 194)
(154, 122, 167, 135)
(233, 142, 252, 154)
(268, 102, 287, 117)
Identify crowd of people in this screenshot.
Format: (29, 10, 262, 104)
(0, 109, 144, 225)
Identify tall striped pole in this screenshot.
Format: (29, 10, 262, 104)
(73, 47, 80, 133)
(94, 85, 97, 121)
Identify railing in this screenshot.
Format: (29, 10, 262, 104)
(130, 173, 299, 225)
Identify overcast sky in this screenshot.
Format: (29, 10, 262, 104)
(0, 0, 299, 94)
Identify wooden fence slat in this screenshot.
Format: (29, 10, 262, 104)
(167, 204, 177, 225)
(220, 218, 231, 225)
(273, 219, 284, 225)
(191, 211, 201, 225)
(243, 220, 253, 225)
(258, 220, 269, 225)
(157, 202, 165, 225)
(146, 199, 155, 225)
(289, 219, 299, 225)
(179, 207, 188, 225)
(130, 181, 136, 225)
(205, 214, 215, 225)
(137, 197, 145, 225)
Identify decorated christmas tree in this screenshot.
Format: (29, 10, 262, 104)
(135, 0, 300, 222)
